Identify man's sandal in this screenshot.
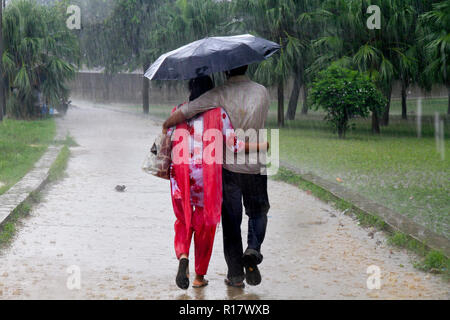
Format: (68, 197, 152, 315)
(243, 253, 261, 286)
(224, 278, 245, 288)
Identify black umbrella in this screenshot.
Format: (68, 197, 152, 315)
(144, 34, 281, 80)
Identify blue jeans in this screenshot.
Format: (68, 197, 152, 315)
(221, 169, 270, 283)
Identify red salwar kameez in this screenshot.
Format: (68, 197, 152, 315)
(168, 104, 243, 276)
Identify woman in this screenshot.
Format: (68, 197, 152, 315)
(168, 76, 267, 289)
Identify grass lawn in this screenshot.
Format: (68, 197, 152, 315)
(389, 97, 449, 116)
(268, 96, 449, 117)
(267, 98, 449, 238)
(0, 118, 56, 195)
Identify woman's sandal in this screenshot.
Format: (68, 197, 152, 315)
(192, 278, 209, 288)
(176, 258, 190, 290)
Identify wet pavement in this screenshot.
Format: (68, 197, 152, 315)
(0, 101, 448, 299)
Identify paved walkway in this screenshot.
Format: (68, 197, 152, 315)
(0, 101, 448, 299)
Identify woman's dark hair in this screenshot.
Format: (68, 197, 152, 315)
(188, 75, 214, 101)
(225, 65, 248, 78)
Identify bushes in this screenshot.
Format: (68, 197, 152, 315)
(310, 65, 386, 138)
(2, 0, 79, 119)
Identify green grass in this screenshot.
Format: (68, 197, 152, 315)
(388, 232, 449, 278)
(0, 137, 73, 248)
(55, 135, 79, 148)
(390, 97, 449, 116)
(416, 250, 449, 277)
(268, 96, 449, 117)
(48, 145, 70, 182)
(268, 98, 449, 238)
(0, 201, 32, 247)
(0, 118, 56, 195)
(387, 232, 428, 256)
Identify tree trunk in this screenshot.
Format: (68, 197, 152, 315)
(301, 85, 309, 115)
(277, 81, 285, 127)
(372, 111, 380, 134)
(142, 63, 150, 114)
(447, 83, 450, 115)
(286, 72, 302, 120)
(0, 4, 4, 122)
(0, 85, 5, 120)
(381, 86, 392, 126)
(401, 81, 407, 120)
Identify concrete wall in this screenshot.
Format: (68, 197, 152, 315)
(68, 72, 188, 105)
(69, 71, 448, 105)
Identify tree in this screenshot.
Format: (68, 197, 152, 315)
(104, 0, 230, 113)
(0, 0, 4, 122)
(311, 0, 379, 132)
(314, 0, 421, 130)
(310, 65, 386, 138)
(148, 0, 232, 68)
(2, 0, 78, 118)
(234, 0, 305, 127)
(420, 1, 450, 115)
(105, 0, 165, 114)
(285, 0, 321, 120)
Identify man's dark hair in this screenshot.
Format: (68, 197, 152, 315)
(226, 65, 248, 78)
(188, 75, 214, 101)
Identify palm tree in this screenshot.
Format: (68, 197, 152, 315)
(2, 0, 78, 119)
(105, 0, 165, 114)
(312, 0, 383, 132)
(420, 1, 450, 115)
(0, 0, 4, 122)
(234, 0, 305, 127)
(286, 0, 322, 120)
(105, 0, 230, 113)
(144, 0, 232, 102)
(313, 0, 424, 130)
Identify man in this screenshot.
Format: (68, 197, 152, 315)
(162, 65, 270, 288)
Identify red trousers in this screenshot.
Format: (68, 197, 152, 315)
(173, 200, 217, 276)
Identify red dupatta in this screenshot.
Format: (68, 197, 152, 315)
(170, 105, 223, 233)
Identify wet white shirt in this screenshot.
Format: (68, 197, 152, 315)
(180, 75, 270, 174)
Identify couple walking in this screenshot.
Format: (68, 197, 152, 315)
(162, 65, 271, 289)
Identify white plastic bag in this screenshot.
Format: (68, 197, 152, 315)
(142, 133, 171, 179)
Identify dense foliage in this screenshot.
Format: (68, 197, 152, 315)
(1, 0, 448, 124)
(310, 65, 387, 138)
(77, 0, 447, 128)
(1, 0, 78, 118)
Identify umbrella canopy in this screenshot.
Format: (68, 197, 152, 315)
(144, 34, 281, 80)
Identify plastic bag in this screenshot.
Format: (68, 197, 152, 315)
(142, 133, 172, 180)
